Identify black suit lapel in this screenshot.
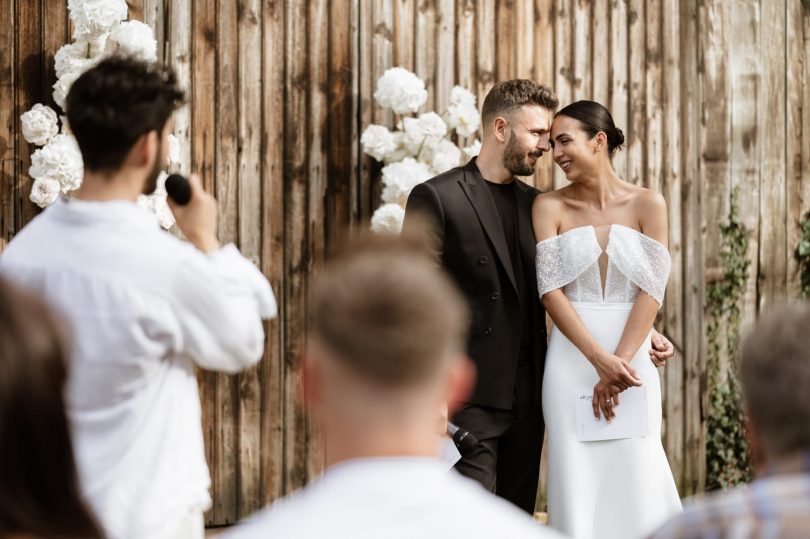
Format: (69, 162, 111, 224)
(459, 163, 518, 294)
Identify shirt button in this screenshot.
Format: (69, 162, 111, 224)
(479, 256, 488, 264)
(485, 327, 492, 335)
(490, 291, 500, 300)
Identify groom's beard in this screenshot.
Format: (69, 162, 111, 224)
(142, 139, 164, 195)
(503, 129, 542, 177)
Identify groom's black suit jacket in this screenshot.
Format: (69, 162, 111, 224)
(403, 158, 547, 410)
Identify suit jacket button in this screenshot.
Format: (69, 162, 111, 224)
(479, 256, 488, 264)
(485, 327, 492, 335)
(490, 291, 500, 300)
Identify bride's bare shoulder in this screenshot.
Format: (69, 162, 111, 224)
(629, 186, 667, 216)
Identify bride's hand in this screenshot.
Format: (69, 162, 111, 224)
(592, 351, 643, 390)
(592, 381, 622, 421)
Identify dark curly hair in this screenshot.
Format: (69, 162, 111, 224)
(555, 100, 625, 156)
(481, 80, 559, 126)
(66, 55, 185, 172)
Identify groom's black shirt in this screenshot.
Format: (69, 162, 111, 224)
(486, 180, 531, 349)
(403, 158, 547, 409)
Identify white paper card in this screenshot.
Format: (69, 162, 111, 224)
(575, 386, 650, 442)
(439, 435, 461, 469)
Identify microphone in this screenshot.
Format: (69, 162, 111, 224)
(165, 173, 192, 205)
(447, 422, 479, 456)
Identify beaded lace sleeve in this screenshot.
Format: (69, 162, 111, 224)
(535, 227, 602, 299)
(606, 225, 671, 305)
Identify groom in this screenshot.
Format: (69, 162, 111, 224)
(403, 80, 673, 513)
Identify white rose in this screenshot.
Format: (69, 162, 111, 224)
(21, 104, 59, 146)
(450, 85, 476, 107)
(54, 39, 105, 79)
(360, 124, 396, 161)
(52, 70, 83, 111)
(463, 139, 482, 159)
(371, 203, 406, 234)
(382, 132, 413, 164)
(431, 140, 463, 174)
(167, 134, 181, 166)
(68, 0, 128, 39)
(380, 157, 433, 205)
(447, 102, 481, 138)
(107, 20, 157, 62)
(29, 134, 84, 193)
(373, 67, 428, 114)
(418, 112, 447, 139)
(29, 178, 61, 208)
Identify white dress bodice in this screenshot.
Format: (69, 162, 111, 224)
(535, 224, 671, 305)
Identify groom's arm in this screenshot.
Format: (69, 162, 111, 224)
(403, 182, 445, 263)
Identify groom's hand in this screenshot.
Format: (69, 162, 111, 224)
(592, 381, 622, 422)
(649, 330, 674, 367)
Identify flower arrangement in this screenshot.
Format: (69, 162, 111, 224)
(361, 68, 482, 233)
(20, 0, 180, 229)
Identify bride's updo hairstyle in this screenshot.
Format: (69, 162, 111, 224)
(555, 100, 625, 157)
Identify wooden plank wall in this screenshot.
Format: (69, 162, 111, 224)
(1, 0, 808, 522)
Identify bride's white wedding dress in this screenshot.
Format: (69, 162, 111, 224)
(536, 224, 682, 539)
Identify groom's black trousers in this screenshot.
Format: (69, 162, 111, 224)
(451, 345, 544, 514)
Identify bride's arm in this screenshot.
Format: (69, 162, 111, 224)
(613, 191, 669, 363)
(532, 195, 642, 420)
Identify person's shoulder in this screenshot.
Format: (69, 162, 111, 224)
(629, 185, 667, 213)
(531, 188, 566, 217)
(422, 164, 466, 188)
(442, 473, 563, 537)
(649, 485, 751, 539)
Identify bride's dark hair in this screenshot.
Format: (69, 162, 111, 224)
(555, 100, 625, 157)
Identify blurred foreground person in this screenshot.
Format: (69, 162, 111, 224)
(650, 302, 810, 539)
(225, 232, 561, 538)
(0, 279, 103, 538)
(0, 57, 276, 538)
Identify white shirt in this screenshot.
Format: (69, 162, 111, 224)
(223, 458, 562, 539)
(0, 197, 277, 539)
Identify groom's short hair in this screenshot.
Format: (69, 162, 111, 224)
(308, 227, 467, 387)
(740, 302, 810, 458)
(66, 56, 185, 173)
(481, 80, 559, 126)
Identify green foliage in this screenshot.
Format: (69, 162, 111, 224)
(705, 190, 753, 491)
(797, 211, 810, 299)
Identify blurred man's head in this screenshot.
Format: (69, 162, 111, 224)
(740, 302, 810, 468)
(66, 56, 184, 194)
(480, 80, 558, 176)
(305, 230, 474, 460)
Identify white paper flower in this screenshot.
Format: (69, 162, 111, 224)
(68, 0, 128, 39)
(29, 178, 61, 208)
(450, 86, 476, 107)
(21, 104, 59, 146)
(371, 203, 406, 234)
(373, 67, 428, 115)
(463, 139, 481, 159)
(380, 157, 433, 206)
(29, 134, 84, 193)
(361, 124, 397, 161)
(167, 134, 181, 166)
(107, 20, 157, 62)
(52, 70, 83, 111)
(431, 140, 463, 174)
(402, 116, 443, 157)
(447, 101, 481, 138)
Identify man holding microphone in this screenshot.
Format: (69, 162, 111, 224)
(1, 56, 276, 538)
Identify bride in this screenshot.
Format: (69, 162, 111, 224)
(532, 100, 682, 538)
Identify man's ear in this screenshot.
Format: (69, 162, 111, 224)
(129, 130, 159, 168)
(446, 356, 476, 416)
(493, 116, 509, 143)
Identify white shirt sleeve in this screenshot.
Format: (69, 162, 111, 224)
(172, 243, 277, 373)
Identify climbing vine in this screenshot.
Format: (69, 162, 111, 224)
(705, 189, 753, 491)
(797, 211, 810, 299)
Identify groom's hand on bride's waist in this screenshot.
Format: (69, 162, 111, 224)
(649, 329, 674, 367)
